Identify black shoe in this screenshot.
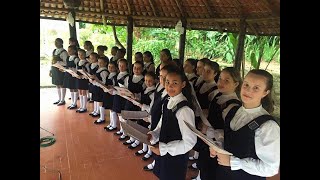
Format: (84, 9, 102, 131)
(118, 136, 127, 141)
(114, 131, 123, 136)
(135, 150, 147, 156)
(106, 127, 117, 131)
(123, 140, 134, 145)
(79, 109, 87, 113)
(91, 113, 100, 117)
(142, 153, 152, 161)
(128, 142, 139, 149)
(68, 105, 77, 110)
(57, 101, 66, 106)
(143, 165, 153, 171)
(53, 100, 60, 105)
(94, 119, 105, 124)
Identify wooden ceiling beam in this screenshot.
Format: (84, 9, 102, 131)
(201, 0, 222, 33)
(124, 0, 132, 15)
(148, 0, 163, 28)
(261, 0, 280, 16)
(40, 7, 279, 23)
(174, 0, 186, 18)
(247, 22, 259, 36)
(99, 0, 107, 25)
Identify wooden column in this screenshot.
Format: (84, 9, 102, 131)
(127, 16, 133, 74)
(178, 19, 187, 68)
(68, 9, 77, 39)
(234, 19, 247, 72)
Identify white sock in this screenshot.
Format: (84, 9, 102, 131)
(134, 140, 140, 146)
(111, 111, 118, 128)
(194, 151, 199, 159)
(57, 87, 61, 101)
(89, 93, 92, 99)
(129, 137, 135, 142)
(79, 95, 83, 109)
(99, 106, 105, 120)
(61, 88, 66, 102)
(82, 95, 87, 109)
(95, 102, 99, 113)
(192, 162, 197, 168)
(142, 143, 148, 152)
(73, 92, 78, 105)
(147, 148, 152, 155)
(147, 163, 154, 169)
(196, 171, 201, 180)
(109, 111, 113, 127)
(92, 101, 97, 114)
(70, 92, 75, 105)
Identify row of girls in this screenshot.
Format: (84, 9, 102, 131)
(51, 38, 280, 180)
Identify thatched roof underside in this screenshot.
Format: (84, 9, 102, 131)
(40, 0, 280, 36)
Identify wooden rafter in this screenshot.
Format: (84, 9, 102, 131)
(99, 0, 107, 25)
(148, 0, 163, 28)
(124, 0, 132, 15)
(40, 7, 279, 23)
(174, 0, 186, 18)
(201, 0, 223, 33)
(247, 22, 259, 36)
(261, 0, 280, 16)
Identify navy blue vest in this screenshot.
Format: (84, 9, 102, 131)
(140, 89, 155, 105)
(159, 99, 189, 143)
(95, 69, 108, 82)
(89, 64, 99, 75)
(195, 81, 218, 109)
(106, 74, 117, 86)
(115, 73, 129, 86)
(128, 76, 144, 93)
(208, 96, 241, 130)
(65, 56, 77, 69)
(52, 49, 66, 62)
(217, 106, 278, 180)
(150, 85, 168, 131)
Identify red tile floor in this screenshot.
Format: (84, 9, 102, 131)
(40, 88, 279, 180)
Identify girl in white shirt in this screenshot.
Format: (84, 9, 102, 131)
(210, 69, 280, 180)
(149, 68, 197, 180)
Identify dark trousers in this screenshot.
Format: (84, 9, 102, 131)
(216, 165, 266, 180)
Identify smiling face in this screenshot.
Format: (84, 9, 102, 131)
(145, 75, 155, 88)
(165, 73, 186, 97)
(217, 71, 239, 95)
(241, 72, 269, 108)
(133, 63, 143, 75)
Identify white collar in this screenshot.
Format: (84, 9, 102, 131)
(132, 75, 144, 83)
(241, 104, 264, 114)
(145, 86, 156, 93)
(108, 72, 117, 79)
(167, 92, 187, 109)
(90, 62, 98, 68)
(161, 89, 168, 98)
(117, 71, 128, 79)
(69, 55, 76, 61)
(78, 59, 87, 66)
(217, 92, 239, 104)
(96, 67, 108, 73)
(157, 83, 164, 92)
(186, 73, 197, 80)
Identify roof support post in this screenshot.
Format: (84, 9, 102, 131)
(178, 18, 187, 68)
(127, 16, 133, 74)
(234, 18, 247, 72)
(68, 9, 77, 39)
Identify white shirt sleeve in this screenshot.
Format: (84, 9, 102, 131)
(101, 71, 108, 84)
(159, 107, 197, 156)
(230, 120, 280, 177)
(124, 76, 129, 88)
(60, 51, 68, 66)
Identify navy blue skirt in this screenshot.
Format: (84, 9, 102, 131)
(102, 92, 113, 109)
(154, 152, 188, 180)
(216, 165, 266, 180)
(51, 67, 64, 86)
(76, 79, 89, 90)
(63, 72, 77, 89)
(111, 95, 126, 113)
(198, 145, 218, 180)
(92, 86, 104, 102)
